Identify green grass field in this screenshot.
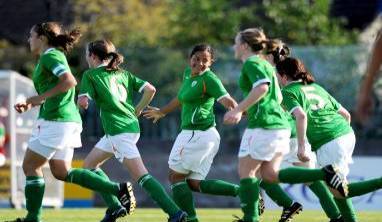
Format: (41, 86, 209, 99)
(1, 208, 381, 222)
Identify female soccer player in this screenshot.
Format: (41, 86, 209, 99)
(143, 44, 239, 222)
(77, 39, 187, 222)
(223, 28, 346, 222)
(263, 40, 343, 222)
(10, 22, 134, 222)
(277, 57, 382, 222)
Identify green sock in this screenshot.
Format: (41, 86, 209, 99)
(309, 181, 341, 219)
(279, 167, 325, 184)
(334, 198, 357, 222)
(92, 168, 121, 211)
(25, 176, 45, 222)
(259, 180, 293, 208)
(138, 174, 180, 217)
(348, 177, 382, 197)
(65, 168, 119, 195)
(239, 178, 260, 222)
(171, 181, 198, 222)
(199, 179, 239, 197)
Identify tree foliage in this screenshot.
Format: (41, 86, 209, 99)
(241, 0, 358, 45)
(71, 0, 170, 46)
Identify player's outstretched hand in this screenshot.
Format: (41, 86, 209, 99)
(223, 109, 242, 125)
(143, 106, 165, 123)
(77, 96, 89, 110)
(14, 102, 32, 114)
(297, 146, 310, 162)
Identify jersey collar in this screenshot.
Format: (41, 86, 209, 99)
(286, 80, 303, 86)
(199, 68, 210, 75)
(97, 64, 107, 68)
(43, 48, 55, 54)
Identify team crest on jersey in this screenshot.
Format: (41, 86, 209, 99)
(191, 81, 197, 87)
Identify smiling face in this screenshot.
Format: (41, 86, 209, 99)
(189, 50, 213, 75)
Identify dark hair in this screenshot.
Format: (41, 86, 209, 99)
(190, 44, 215, 61)
(266, 39, 291, 64)
(276, 57, 315, 85)
(87, 39, 124, 71)
(33, 22, 81, 53)
(239, 28, 268, 52)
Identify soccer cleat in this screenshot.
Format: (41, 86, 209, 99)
(329, 216, 345, 222)
(100, 206, 128, 222)
(258, 193, 265, 216)
(118, 182, 136, 215)
(323, 165, 348, 197)
(168, 210, 187, 222)
(279, 202, 303, 222)
(4, 218, 40, 222)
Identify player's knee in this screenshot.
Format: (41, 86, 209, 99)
(22, 160, 38, 175)
(261, 169, 279, 183)
(186, 179, 201, 192)
(50, 163, 69, 181)
(169, 171, 186, 184)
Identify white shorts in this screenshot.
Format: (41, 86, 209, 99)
(95, 133, 141, 163)
(316, 132, 355, 178)
(28, 139, 74, 161)
(283, 138, 316, 168)
(238, 128, 290, 161)
(27, 119, 81, 161)
(169, 127, 220, 180)
(28, 119, 82, 149)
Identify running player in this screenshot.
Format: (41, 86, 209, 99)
(9, 22, 134, 222)
(277, 57, 382, 222)
(264, 39, 343, 222)
(223, 28, 347, 222)
(143, 44, 239, 222)
(77, 39, 187, 222)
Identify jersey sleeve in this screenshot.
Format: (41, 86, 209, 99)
(282, 90, 302, 113)
(41, 53, 71, 77)
(205, 73, 229, 101)
(79, 71, 95, 100)
(243, 61, 271, 88)
(129, 72, 148, 93)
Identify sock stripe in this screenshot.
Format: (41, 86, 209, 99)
(138, 174, 152, 187)
(170, 181, 187, 189)
(26, 179, 45, 185)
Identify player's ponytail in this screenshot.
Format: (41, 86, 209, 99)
(33, 22, 81, 53)
(265, 39, 290, 64)
(107, 52, 124, 71)
(238, 28, 268, 53)
(276, 57, 315, 85)
(87, 39, 124, 71)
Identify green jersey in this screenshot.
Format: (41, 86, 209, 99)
(281, 81, 352, 151)
(239, 55, 289, 129)
(32, 48, 81, 123)
(177, 67, 228, 130)
(79, 66, 147, 135)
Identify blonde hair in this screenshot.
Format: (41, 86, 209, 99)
(238, 28, 268, 52)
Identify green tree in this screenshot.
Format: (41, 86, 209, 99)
(71, 0, 171, 46)
(243, 0, 358, 45)
(165, 0, 244, 47)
